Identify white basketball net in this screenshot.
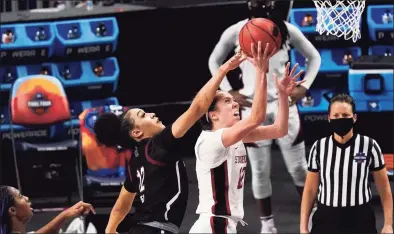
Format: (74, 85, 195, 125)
(313, 0, 366, 42)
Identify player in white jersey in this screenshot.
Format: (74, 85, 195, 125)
(208, 0, 321, 232)
(190, 42, 305, 234)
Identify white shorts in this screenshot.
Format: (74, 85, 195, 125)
(189, 215, 238, 234)
(242, 99, 302, 147)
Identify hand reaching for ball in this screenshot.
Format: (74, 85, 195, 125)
(247, 41, 277, 74)
(221, 51, 247, 72)
(274, 62, 305, 96)
(61, 201, 96, 220)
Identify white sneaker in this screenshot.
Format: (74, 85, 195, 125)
(308, 206, 318, 232)
(261, 219, 277, 234)
(261, 226, 277, 234)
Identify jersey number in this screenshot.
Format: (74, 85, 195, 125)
(136, 166, 145, 203)
(237, 167, 246, 189)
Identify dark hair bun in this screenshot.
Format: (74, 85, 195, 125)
(93, 112, 121, 147)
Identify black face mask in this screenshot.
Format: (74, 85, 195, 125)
(249, 1, 275, 19)
(329, 118, 354, 137)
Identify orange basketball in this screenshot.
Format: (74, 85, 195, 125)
(239, 18, 282, 57)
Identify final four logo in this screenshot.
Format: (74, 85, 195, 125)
(27, 92, 52, 115)
(354, 152, 367, 163)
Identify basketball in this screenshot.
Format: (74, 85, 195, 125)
(239, 18, 282, 57)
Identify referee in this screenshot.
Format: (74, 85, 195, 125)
(300, 93, 393, 234)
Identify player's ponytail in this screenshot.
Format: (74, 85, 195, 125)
(0, 186, 13, 234)
(94, 111, 135, 149)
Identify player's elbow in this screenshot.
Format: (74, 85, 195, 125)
(248, 116, 263, 129)
(309, 50, 322, 66)
(187, 102, 206, 121)
(258, 112, 266, 124)
(251, 110, 266, 125)
(113, 197, 132, 214)
(278, 128, 288, 138)
(315, 54, 322, 67)
(208, 55, 220, 71)
(275, 124, 288, 138)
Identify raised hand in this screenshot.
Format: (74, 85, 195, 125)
(247, 41, 277, 73)
(221, 51, 247, 72)
(61, 201, 96, 219)
(274, 62, 305, 96)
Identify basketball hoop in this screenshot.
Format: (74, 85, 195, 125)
(313, 0, 366, 42)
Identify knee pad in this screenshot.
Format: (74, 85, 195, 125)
(247, 146, 271, 181)
(252, 179, 272, 199)
(247, 146, 272, 199)
(289, 162, 307, 187)
(280, 143, 307, 187)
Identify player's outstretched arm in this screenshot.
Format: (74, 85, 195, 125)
(221, 42, 274, 148)
(171, 52, 246, 139)
(105, 186, 136, 233)
(287, 22, 321, 105)
(287, 22, 320, 90)
(208, 24, 239, 92)
(36, 201, 95, 234)
(243, 63, 304, 143)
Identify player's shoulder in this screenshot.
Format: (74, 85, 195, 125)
(284, 21, 294, 28)
(198, 129, 224, 140)
(226, 19, 249, 32)
(235, 18, 249, 27)
(284, 21, 302, 34)
(196, 129, 226, 146)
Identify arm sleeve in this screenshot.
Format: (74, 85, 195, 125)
(124, 162, 138, 193)
(208, 24, 239, 92)
(370, 139, 386, 171)
(287, 22, 321, 90)
(196, 129, 228, 168)
(307, 141, 320, 172)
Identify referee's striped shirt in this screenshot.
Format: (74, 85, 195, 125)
(308, 134, 385, 207)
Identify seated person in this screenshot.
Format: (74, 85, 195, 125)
(0, 185, 95, 234)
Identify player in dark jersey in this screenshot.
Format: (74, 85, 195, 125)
(94, 52, 247, 234)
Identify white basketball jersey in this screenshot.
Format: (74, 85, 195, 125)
(194, 129, 248, 220)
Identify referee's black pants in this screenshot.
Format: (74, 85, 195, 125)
(311, 202, 377, 234)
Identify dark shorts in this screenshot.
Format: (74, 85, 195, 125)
(311, 202, 377, 234)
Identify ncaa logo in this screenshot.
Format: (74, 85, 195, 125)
(109, 105, 124, 116)
(354, 152, 367, 164)
(27, 92, 52, 115)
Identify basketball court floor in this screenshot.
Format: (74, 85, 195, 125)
(26, 149, 387, 233)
